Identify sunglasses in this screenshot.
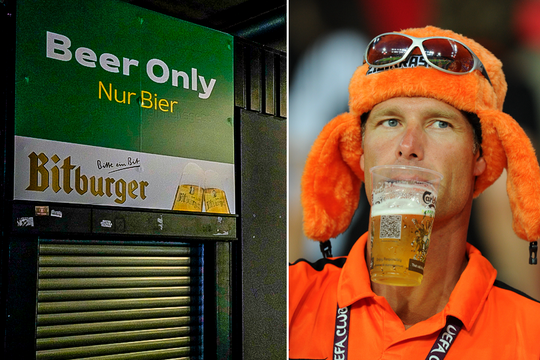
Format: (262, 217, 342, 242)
(364, 33, 492, 86)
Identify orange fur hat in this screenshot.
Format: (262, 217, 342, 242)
(301, 26, 540, 243)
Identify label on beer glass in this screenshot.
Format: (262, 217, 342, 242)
(172, 184, 203, 211)
(203, 188, 230, 214)
(370, 182, 437, 286)
(371, 206, 435, 281)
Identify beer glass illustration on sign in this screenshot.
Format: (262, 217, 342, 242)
(203, 170, 230, 214)
(368, 165, 443, 286)
(172, 162, 204, 212)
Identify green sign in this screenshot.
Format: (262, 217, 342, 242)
(14, 0, 236, 213)
(16, 0, 234, 163)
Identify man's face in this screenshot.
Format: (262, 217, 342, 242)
(360, 97, 486, 222)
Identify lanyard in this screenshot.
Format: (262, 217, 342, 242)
(333, 305, 463, 360)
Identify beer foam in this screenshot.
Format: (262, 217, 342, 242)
(371, 198, 432, 216)
(180, 162, 204, 186)
(204, 169, 222, 189)
(378, 180, 437, 192)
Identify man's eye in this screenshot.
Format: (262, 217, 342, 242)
(383, 119, 399, 127)
(434, 120, 450, 129)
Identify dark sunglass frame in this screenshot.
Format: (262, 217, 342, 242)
(364, 33, 492, 86)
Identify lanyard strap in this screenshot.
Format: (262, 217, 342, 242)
(333, 305, 351, 359)
(426, 316, 463, 360)
(333, 305, 463, 360)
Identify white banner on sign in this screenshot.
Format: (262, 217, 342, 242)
(14, 136, 235, 213)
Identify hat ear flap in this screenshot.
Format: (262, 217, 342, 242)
(301, 112, 363, 241)
(479, 110, 540, 241)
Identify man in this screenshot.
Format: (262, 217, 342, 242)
(289, 26, 540, 359)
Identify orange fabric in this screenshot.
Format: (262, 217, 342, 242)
(289, 233, 540, 359)
(300, 112, 363, 241)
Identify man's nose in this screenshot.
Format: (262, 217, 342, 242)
(396, 125, 424, 160)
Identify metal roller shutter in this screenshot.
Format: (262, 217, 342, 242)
(36, 241, 203, 360)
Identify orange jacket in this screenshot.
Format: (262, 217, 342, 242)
(289, 233, 540, 359)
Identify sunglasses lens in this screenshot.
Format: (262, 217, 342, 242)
(366, 35, 413, 65)
(422, 39, 475, 73)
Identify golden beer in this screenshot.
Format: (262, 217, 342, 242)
(370, 211, 434, 286)
(203, 187, 230, 214)
(172, 184, 203, 211)
(172, 162, 205, 212)
(203, 169, 230, 214)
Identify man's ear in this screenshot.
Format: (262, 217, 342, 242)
(360, 153, 365, 172)
(474, 154, 487, 177)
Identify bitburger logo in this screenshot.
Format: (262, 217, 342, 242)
(26, 152, 149, 205)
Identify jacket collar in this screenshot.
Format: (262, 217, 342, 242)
(336, 232, 497, 330)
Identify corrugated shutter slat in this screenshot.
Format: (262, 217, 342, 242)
(38, 287, 193, 301)
(38, 297, 193, 313)
(39, 267, 192, 278)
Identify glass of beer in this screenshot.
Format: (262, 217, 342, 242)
(368, 165, 443, 286)
(172, 162, 204, 212)
(203, 170, 230, 214)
